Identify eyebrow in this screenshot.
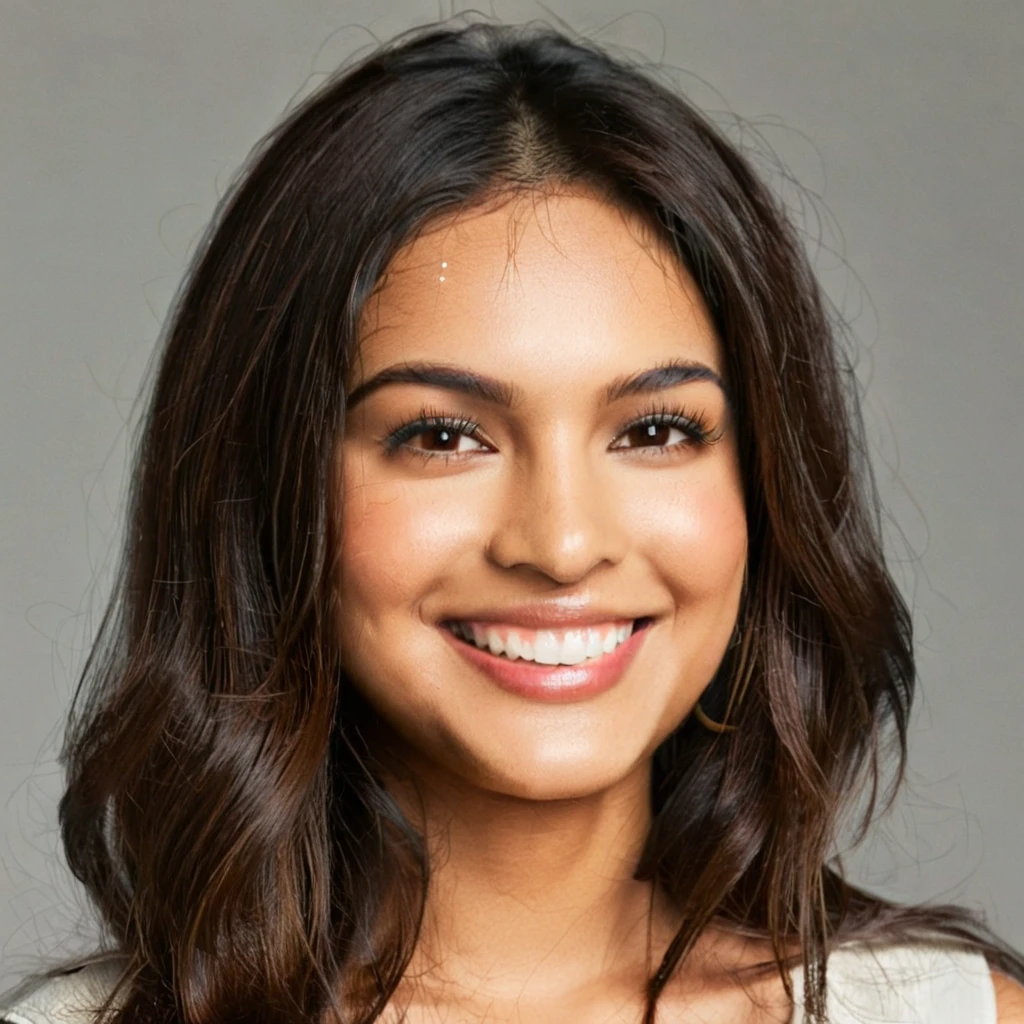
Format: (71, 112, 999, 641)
(345, 358, 733, 411)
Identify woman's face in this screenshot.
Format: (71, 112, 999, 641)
(336, 190, 747, 801)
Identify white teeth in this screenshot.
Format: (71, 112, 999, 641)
(533, 630, 561, 665)
(505, 631, 523, 660)
(451, 621, 637, 666)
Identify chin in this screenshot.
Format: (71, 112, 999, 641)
(449, 726, 655, 803)
(485, 770, 635, 803)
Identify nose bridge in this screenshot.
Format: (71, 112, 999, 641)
(486, 425, 624, 583)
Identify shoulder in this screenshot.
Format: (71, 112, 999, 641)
(789, 939, 999, 1023)
(0, 960, 126, 1024)
(993, 969, 1024, 1023)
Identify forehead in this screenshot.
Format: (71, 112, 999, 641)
(352, 190, 723, 386)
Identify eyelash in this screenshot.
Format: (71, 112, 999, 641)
(378, 401, 721, 464)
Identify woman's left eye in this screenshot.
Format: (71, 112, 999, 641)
(380, 406, 716, 462)
(610, 414, 710, 453)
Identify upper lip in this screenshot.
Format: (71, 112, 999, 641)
(441, 601, 651, 630)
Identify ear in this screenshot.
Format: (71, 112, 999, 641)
(993, 970, 1024, 1023)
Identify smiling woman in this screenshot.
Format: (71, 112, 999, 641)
(2, 15, 1024, 1024)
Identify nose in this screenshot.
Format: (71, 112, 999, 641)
(484, 431, 627, 585)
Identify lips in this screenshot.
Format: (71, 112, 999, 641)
(439, 616, 654, 703)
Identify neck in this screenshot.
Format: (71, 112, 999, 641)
(379, 746, 675, 1007)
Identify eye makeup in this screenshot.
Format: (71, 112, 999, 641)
(376, 399, 724, 464)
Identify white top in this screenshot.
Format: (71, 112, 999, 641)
(0, 941, 997, 1023)
(788, 941, 996, 1022)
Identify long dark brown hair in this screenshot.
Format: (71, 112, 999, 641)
(8, 16, 1023, 1024)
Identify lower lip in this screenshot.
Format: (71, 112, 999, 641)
(439, 620, 653, 703)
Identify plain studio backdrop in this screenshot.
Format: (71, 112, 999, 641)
(1, 0, 1021, 989)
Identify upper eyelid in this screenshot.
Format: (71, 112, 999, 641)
(382, 405, 714, 453)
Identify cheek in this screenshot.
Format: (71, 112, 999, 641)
(338, 480, 417, 619)
(625, 462, 748, 599)
(335, 451, 479, 621)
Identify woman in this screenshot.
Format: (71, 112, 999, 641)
(3, 17, 1023, 1024)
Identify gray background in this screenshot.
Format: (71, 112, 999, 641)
(1, 0, 1021, 985)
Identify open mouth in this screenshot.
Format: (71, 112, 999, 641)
(437, 614, 656, 702)
(441, 616, 655, 666)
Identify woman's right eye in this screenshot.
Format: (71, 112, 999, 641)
(379, 412, 489, 461)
